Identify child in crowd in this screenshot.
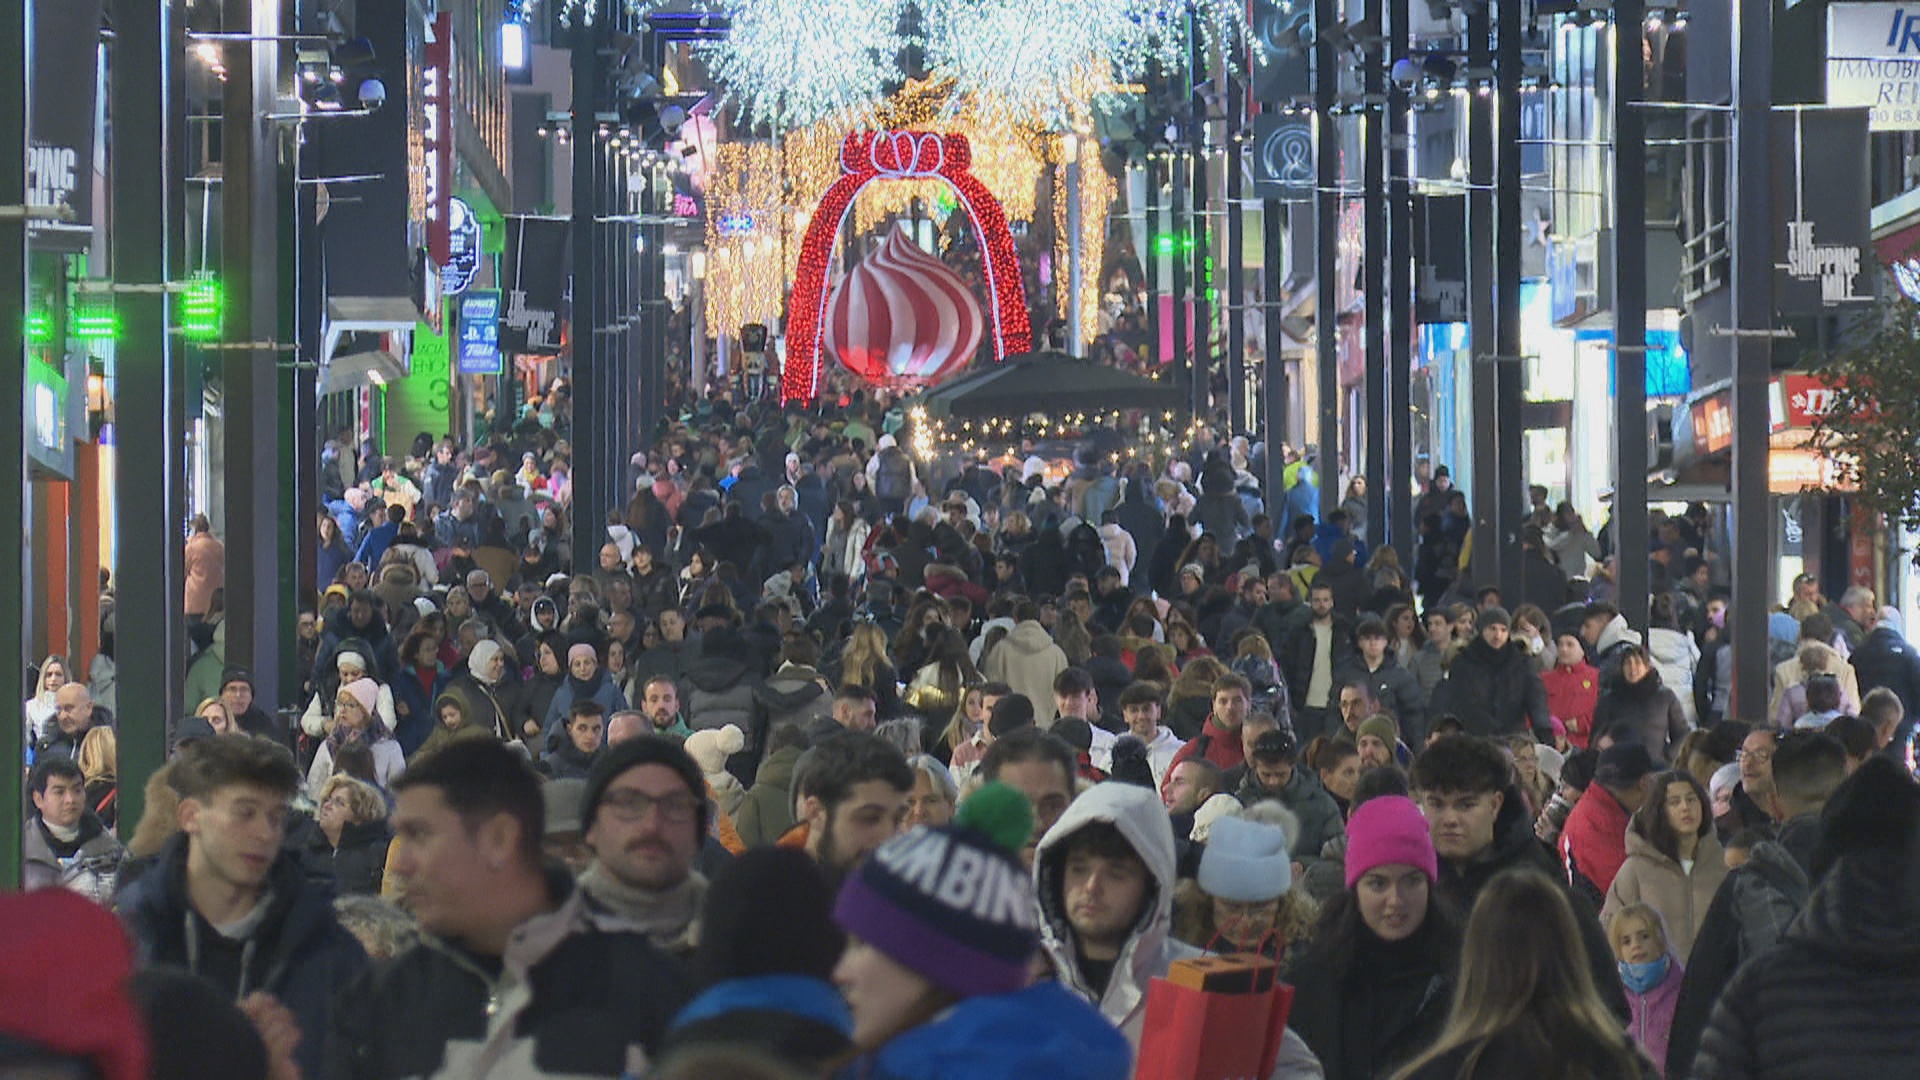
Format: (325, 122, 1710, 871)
(1611, 903, 1682, 1076)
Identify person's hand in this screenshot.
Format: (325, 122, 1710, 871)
(238, 992, 303, 1080)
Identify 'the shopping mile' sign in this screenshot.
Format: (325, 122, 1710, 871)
(1829, 3, 1920, 129)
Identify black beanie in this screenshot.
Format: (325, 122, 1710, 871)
(1108, 735, 1156, 789)
(582, 734, 709, 837)
(693, 847, 847, 989)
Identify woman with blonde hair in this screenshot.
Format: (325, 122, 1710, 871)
(1393, 870, 1653, 1080)
(24, 654, 67, 743)
(77, 725, 119, 830)
(194, 696, 236, 736)
(940, 684, 991, 780)
(309, 774, 393, 896)
(835, 622, 901, 719)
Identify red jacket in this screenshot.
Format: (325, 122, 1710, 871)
(1542, 661, 1601, 749)
(1160, 714, 1244, 797)
(1559, 784, 1633, 900)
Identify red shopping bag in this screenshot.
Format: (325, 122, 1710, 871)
(1135, 956, 1296, 1080)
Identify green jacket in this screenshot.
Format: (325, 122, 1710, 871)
(733, 745, 802, 848)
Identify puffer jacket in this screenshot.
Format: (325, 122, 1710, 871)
(684, 647, 761, 772)
(1334, 653, 1428, 746)
(1646, 627, 1701, 726)
(23, 812, 123, 902)
(1692, 852, 1920, 1080)
(1601, 829, 1729, 963)
(1430, 637, 1550, 740)
(852, 982, 1133, 1080)
(326, 869, 694, 1080)
(1849, 625, 1920, 754)
(1234, 766, 1345, 864)
(752, 664, 832, 753)
(733, 745, 802, 848)
(1592, 671, 1690, 764)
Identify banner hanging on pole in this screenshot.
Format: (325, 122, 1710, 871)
(500, 216, 570, 355)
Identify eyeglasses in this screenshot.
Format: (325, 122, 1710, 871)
(1735, 748, 1774, 764)
(600, 790, 699, 824)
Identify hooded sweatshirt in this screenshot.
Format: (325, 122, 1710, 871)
(1037, 784, 1324, 1078)
(1035, 783, 1195, 1046)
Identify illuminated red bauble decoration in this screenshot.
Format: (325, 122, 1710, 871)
(824, 225, 984, 389)
(782, 130, 1031, 403)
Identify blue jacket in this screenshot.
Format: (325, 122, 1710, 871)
(848, 982, 1132, 1080)
(119, 834, 370, 1080)
(668, 975, 854, 1068)
(388, 663, 449, 757)
(354, 522, 399, 569)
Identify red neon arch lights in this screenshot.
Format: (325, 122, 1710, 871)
(782, 130, 1032, 403)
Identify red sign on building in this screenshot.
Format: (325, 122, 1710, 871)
(423, 15, 452, 265)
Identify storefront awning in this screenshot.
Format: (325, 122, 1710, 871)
(318, 347, 408, 396)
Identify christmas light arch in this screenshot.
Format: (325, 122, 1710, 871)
(782, 130, 1031, 402)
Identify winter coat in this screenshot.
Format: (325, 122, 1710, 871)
(1437, 784, 1629, 1022)
(184, 532, 225, 616)
(1601, 830, 1729, 962)
(122, 835, 369, 1080)
(1234, 766, 1345, 862)
(1646, 627, 1701, 726)
(1543, 660, 1602, 748)
(1625, 957, 1683, 1078)
(1288, 918, 1453, 1080)
(389, 663, 449, 757)
(1561, 783, 1636, 903)
(1766, 642, 1858, 727)
(1430, 637, 1551, 740)
(852, 982, 1133, 1080)
(23, 812, 123, 902)
(1096, 522, 1138, 585)
(753, 664, 833, 753)
(1691, 852, 1920, 1080)
(1334, 653, 1428, 746)
(1193, 491, 1250, 543)
(1091, 725, 1184, 788)
(1281, 615, 1357, 711)
(542, 671, 629, 746)
(982, 620, 1070, 726)
(1849, 625, 1920, 753)
(307, 818, 393, 898)
(1163, 713, 1250, 789)
(733, 744, 801, 848)
(1592, 672, 1690, 764)
(1521, 550, 1570, 612)
(631, 565, 681, 622)
(325, 870, 694, 1080)
(1036, 784, 1198, 1047)
(1665, 816, 1821, 1078)
(684, 652, 760, 737)
(307, 735, 407, 802)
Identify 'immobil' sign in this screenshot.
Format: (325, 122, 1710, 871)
(1829, 3, 1920, 129)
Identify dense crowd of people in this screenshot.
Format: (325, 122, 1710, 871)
(12, 376, 1920, 1079)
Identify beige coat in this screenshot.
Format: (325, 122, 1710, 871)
(183, 531, 225, 617)
(1601, 828, 1728, 963)
(1767, 642, 1859, 725)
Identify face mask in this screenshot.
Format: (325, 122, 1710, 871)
(1527, 633, 1545, 654)
(1619, 955, 1670, 994)
(1710, 608, 1727, 629)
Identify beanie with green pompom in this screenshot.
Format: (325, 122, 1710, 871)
(832, 781, 1042, 998)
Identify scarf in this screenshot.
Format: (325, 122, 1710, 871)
(578, 864, 706, 953)
(567, 666, 608, 700)
(1620, 955, 1671, 994)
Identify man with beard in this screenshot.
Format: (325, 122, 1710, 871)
(577, 736, 708, 957)
(777, 730, 912, 889)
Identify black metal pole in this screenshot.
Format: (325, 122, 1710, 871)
(1613, 0, 1651, 635)
(1190, 23, 1211, 426)
(1730, 0, 1773, 716)
(1261, 176, 1288, 499)
(0, 0, 25, 884)
(569, 6, 611, 567)
(111, 0, 187, 831)
(1492, 0, 1524, 604)
(1226, 76, 1247, 434)
(222, 0, 282, 705)
(1362, 0, 1387, 544)
(1387, 0, 1414, 561)
(1314, 0, 1339, 519)
(1466, 1, 1497, 590)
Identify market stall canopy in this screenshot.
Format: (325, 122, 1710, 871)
(917, 352, 1185, 419)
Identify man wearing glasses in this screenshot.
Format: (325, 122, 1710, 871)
(577, 735, 710, 956)
(339, 739, 693, 1079)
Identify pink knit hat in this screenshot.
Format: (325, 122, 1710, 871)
(567, 643, 598, 668)
(337, 677, 380, 722)
(1344, 795, 1439, 890)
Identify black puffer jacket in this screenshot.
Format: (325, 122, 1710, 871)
(1592, 670, 1690, 764)
(1849, 625, 1920, 756)
(306, 818, 392, 897)
(1692, 852, 1920, 1080)
(1430, 637, 1550, 740)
